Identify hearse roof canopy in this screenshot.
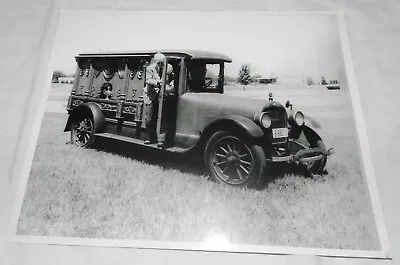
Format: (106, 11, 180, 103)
(76, 49, 232, 63)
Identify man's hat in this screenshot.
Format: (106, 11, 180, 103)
(153, 52, 166, 63)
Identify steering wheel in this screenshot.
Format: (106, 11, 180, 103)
(204, 77, 213, 88)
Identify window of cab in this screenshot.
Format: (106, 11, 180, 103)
(186, 61, 224, 94)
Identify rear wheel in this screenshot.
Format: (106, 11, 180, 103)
(70, 114, 95, 148)
(204, 131, 265, 188)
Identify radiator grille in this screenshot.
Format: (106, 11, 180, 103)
(266, 107, 288, 144)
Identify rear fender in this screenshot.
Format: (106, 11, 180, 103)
(64, 103, 106, 132)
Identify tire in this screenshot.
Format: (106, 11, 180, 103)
(288, 139, 327, 174)
(70, 114, 95, 148)
(204, 131, 266, 188)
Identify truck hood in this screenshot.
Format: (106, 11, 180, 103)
(180, 92, 285, 120)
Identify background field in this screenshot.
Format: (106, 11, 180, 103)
(16, 83, 381, 250)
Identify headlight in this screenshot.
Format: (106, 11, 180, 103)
(260, 113, 272, 128)
(294, 111, 305, 126)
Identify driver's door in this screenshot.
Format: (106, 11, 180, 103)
(155, 56, 180, 146)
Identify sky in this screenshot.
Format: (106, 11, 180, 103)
(49, 11, 346, 83)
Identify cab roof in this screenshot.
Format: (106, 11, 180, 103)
(76, 49, 232, 63)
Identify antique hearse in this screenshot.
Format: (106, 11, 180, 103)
(64, 49, 334, 188)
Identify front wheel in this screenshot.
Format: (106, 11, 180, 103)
(70, 114, 95, 148)
(204, 131, 266, 188)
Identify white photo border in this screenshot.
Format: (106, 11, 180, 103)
(5, 9, 391, 260)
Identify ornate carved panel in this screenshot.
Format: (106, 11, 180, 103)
(118, 68, 125, 79)
(126, 59, 147, 102)
(91, 59, 125, 99)
(122, 105, 137, 115)
(93, 69, 100, 78)
(76, 59, 91, 96)
(122, 102, 143, 121)
(100, 102, 118, 112)
(135, 102, 143, 121)
(116, 100, 123, 118)
(103, 68, 115, 81)
(72, 99, 84, 107)
(67, 96, 73, 110)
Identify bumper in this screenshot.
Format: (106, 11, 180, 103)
(269, 147, 335, 163)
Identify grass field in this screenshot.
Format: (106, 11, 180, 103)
(16, 83, 381, 250)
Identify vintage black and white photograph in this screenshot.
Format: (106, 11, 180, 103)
(11, 10, 386, 255)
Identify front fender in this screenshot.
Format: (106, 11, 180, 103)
(202, 115, 264, 140)
(226, 115, 264, 138)
(64, 102, 106, 132)
(289, 124, 323, 149)
(302, 125, 323, 147)
(289, 111, 322, 139)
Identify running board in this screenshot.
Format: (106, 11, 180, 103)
(94, 132, 187, 153)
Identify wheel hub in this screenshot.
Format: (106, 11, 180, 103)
(73, 118, 93, 147)
(226, 154, 240, 166)
(79, 122, 89, 132)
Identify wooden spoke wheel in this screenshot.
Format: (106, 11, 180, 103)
(70, 115, 95, 148)
(205, 131, 265, 188)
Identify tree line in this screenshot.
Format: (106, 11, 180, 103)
(52, 70, 75, 82)
(234, 64, 338, 89)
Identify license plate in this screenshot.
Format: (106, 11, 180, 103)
(272, 128, 288, 138)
